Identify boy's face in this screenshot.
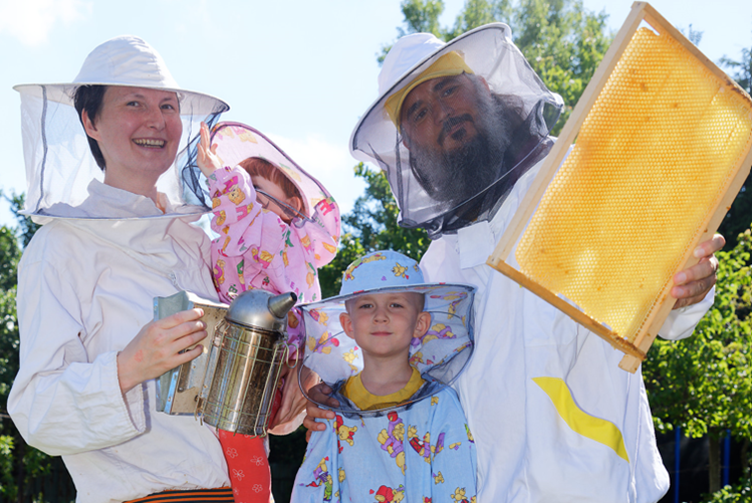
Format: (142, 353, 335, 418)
(340, 292, 431, 361)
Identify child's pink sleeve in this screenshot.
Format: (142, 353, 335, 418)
(207, 166, 287, 302)
(299, 197, 341, 269)
(207, 166, 263, 236)
(284, 196, 341, 304)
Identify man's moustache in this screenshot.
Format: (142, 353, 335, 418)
(438, 115, 474, 147)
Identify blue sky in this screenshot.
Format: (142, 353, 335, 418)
(1, 0, 750, 229)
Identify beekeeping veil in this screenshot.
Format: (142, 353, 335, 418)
(207, 122, 340, 227)
(14, 35, 229, 221)
(350, 24, 563, 237)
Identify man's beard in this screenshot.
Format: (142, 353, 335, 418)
(406, 90, 516, 210)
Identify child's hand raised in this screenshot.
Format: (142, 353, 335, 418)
(197, 122, 222, 177)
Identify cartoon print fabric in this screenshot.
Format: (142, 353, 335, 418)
(209, 164, 339, 302)
(300, 251, 476, 416)
(207, 121, 340, 358)
(291, 387, 477, 503)
(209, 165, 340, 353)
(209, 122, 338, 220)
(292, 251, 477, 502)
(205, 122, 340, 503)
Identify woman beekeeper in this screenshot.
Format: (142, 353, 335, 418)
(7, 36, 305, 503)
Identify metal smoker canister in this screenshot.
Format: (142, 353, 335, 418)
(201, 290, 296, 436)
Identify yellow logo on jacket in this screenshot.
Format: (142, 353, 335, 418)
(533, 376, 630, 462)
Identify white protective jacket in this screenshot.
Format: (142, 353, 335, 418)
(8, 181, 230, 503)
(420, 160, 713, 503)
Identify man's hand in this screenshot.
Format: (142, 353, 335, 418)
(671, 233, 725, 309)
(268, 364, 320, 435)
(302, 383, 340, 441)
(117, 309, 207, 394)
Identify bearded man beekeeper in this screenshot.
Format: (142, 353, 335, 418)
(305, 24, 724, 502)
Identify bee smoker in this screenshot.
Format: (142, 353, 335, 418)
(155, 289, 297, 436)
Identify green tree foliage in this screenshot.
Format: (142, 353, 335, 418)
(700, 472, 752, 502)
(400, 0, 445, 36)
(0, 193, 30, 500)
(444, 0, 506, 39)
(0, 435, 15, 499)
(343, 164, 430, 261)
(0, 225, 21, 291)
(643, 228, 752, 493)
(0, 222, 21, 501)
(0, 191, 70, 502)
(385, 0, 613, 134)
(3, 191, 41, 249)
(318, 164, 430, 298)
(512, 0, 612, 133)
(719, 38, 752, 250)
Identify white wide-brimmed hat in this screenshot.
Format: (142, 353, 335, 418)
(300, 250, 476, 417)
(15, 35, 230, 219)
(350, 24, 564, 236)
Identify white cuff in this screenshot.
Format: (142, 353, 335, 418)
(659, 285, 715, 341)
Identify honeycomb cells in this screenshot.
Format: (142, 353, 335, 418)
(515, 27, 752, 343)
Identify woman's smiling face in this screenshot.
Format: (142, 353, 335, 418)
(83, 86, 182, 185)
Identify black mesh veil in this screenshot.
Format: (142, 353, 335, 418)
(179, 111, 224, 209)
(350, 24, 563, 237)
(14, 35, 230, 220)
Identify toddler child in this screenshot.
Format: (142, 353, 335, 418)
(197, 121, 341, 503)
(292, 250, 477, 503)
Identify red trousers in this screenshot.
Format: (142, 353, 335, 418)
(219, 381, 284, 503)
(219, 430, 272, 503)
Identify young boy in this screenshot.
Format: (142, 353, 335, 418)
(292, 250, 477, 503)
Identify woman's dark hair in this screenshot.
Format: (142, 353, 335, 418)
(74, 85, 108, 170)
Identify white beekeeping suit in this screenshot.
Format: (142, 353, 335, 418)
(350, 24, 713, 503)
(8, 36, 235, 503)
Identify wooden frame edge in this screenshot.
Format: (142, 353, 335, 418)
(641, 3, 752, 102)
(489, 1, 752, 373)
(488, 260, 647, 364)
(620, 147, 752, 371)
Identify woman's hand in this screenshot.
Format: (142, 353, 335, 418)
(116, 308, 207, 394)
(197, 122, 222, 178)
(268, 364, 321, 435)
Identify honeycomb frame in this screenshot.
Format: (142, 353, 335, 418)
(487, 1, 752, 373)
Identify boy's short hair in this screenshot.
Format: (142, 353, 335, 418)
(413, 292, 426, 312)
(344, 291, 425, 313)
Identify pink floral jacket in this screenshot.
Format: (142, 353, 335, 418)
(208, 166, 340, 353)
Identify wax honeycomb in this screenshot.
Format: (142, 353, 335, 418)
(515, 27, 752, 343)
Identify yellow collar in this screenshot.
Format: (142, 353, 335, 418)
(343, 367, 425, 411)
